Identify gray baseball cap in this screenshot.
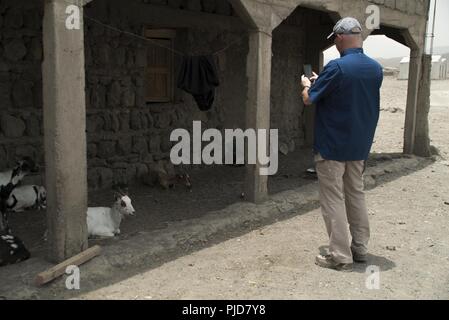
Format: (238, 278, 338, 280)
(327, 17, 363, 39)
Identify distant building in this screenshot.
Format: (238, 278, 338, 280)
(399, 55, 448, 80)
(383, 67, 400, 77)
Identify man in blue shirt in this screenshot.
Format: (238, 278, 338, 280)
(301, 17, 383, 271)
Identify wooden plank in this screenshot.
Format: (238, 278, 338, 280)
(34, 245, 101, 287)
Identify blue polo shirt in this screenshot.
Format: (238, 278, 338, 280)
(308, 48, 383, 161)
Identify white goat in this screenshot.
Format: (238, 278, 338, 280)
(6, 185, 47, 212)
(87, 191, 135, 238)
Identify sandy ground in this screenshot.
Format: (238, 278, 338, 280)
(70, 77, 449, 300)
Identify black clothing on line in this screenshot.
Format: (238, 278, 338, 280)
(177, 55, 220, 111)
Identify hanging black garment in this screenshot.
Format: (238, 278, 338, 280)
(177, 55, 220, 111)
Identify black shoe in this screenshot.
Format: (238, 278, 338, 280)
(352, 250, 368, 263)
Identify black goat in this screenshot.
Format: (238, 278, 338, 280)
(0, 183, 15, 233)
(0, 183, 30, 267)
(0, 233, 30, 267)
(0, 157, 38, 189)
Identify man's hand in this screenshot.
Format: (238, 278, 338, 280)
(301, 72, 319, 88)
(301, 71, 318, 106)
(301, 75, 311, 88)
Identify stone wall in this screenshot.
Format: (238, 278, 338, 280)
(0, 0, 44, 172)
(271, 24, 306, 155)
(83, 0, 249, 189)
(90, 0, 250, 189)
(143, 0, 235, 15)
(0, 0, 246, 190)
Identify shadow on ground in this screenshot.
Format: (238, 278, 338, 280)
(318, 245, 396, 273)
(0, 150, 434, 299)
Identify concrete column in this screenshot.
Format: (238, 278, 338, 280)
(414, 54, 432, 157)
(229, 0, 294, 204)
(244, 30, 272, 204)
(403, 48, 422, 155)
(43, 0, 88, 262)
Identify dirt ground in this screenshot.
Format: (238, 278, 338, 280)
(8, 146, 318, 258)
(3, 77, 449, 299)
(70, 77, 449, 300)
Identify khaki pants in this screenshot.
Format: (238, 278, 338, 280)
(315, 154, 370, 264)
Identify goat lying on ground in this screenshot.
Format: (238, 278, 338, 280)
(0, 157, 37, 188)
(6, 185, 47, 212)
(87, 188, 135, 238)
(143, 161, 192, 190)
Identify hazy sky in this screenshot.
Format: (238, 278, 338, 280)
(325, 0, 449, 60)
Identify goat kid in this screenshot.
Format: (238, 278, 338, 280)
(87, 191, 135, 238)
(143, 161, 192, 190)
(7, 185, 47, 212)
(0, 157, 37, 188)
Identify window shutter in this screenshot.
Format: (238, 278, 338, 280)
(144, 29, 176, 103)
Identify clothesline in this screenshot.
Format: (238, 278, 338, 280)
(84, 15, 265, 58)
(84, 15, 187, 57)
(60, 0, 272, 57)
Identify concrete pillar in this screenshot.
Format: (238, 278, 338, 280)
(414, 54, 432, 157)
(244, 30, 272, 204)
(403, 48, 422, 154)
(228, 0, 285, 204)
(42, 0, 88, 262)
